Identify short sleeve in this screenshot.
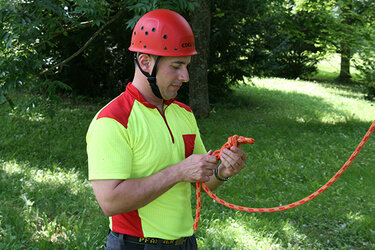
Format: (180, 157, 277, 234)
(86, 117, 132, 180)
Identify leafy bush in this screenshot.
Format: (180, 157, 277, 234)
(259, 8, 331, 79)
(206, 1, 330, 93)
(353, 43, 375, 100)
(51, 12, 134, 98)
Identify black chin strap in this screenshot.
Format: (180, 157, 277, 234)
(134, 53, 162, 99)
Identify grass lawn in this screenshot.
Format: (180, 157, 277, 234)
(1, 76, 374, 249)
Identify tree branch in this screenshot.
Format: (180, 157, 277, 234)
(38, 9, 125, 76)
(2, 93, 15, 109)
(34, 20, 93, 49)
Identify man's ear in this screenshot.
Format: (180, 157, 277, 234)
(137, 54, 154, 74)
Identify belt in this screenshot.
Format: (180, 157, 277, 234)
(110, 230, 188, 246)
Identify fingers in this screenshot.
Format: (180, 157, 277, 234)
(180, 152, 218, 183)
(219, 147, 246, 178)
(231, 146, 247, 162)
(199, 152, 218, 182)
(194, 163, 216, 183)
(221, 148, 245, 168)
(204, 150, 219, 164)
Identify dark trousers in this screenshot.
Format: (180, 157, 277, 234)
(104, 230, 198, 250)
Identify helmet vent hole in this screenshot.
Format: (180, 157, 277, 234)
(134, 31, 136, 35)
(174, 47, 178, 50)
(164, 47, 167, 50)
(145, 31, 149, 35)
(141, 26, 144, 30)
(144, 45, 147, 48)
(152, 27, 156, 32)
(163, 34, 168, 39)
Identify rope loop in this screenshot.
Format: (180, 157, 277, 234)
(193, 121, 375, 231)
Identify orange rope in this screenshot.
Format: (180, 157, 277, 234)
(193, 120, 375, 230)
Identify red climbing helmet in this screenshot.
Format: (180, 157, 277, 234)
(129, 9, 197, 57)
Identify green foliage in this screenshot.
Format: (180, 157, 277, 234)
(0, 0, 197, 102)
(300, 0, 375, 85)
(50, 10, 134, 98)
(207, 0, 266, 101)
(349, 2, 375, 99)
(1, 0, 111, 101)
(2, 0, 375, 103)
(353, 43, 375, 100)
(206, 0, 375, 98)
(125, 0, 198, 29)
(207, 0, 332, 99)
(263, 8, 331, 78)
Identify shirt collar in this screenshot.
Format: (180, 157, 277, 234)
(126, 82, 177, 108)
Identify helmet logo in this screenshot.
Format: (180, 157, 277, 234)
(181, 42, 194, 48)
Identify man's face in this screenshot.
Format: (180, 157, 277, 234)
(155, 56, 191, 100)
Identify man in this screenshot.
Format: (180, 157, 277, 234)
(87, 9, 247, 249)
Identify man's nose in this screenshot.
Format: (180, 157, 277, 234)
(179, 67, 189, 82)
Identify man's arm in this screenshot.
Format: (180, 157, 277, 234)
(91, 152, 218, 216)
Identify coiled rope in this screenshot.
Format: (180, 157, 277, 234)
(193, 120, 375, 230)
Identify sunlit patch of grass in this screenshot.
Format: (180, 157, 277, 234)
(311, 53, 362, 82)
(241, 77, 374, 125)
(200, 217, 282, 249)
(0, 159, 106, 248)
(3, 160, 88, 195)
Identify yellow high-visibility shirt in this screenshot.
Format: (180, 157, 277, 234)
(87, 82, 206, 240)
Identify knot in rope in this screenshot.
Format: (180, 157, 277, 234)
(212, 135, 255, 160)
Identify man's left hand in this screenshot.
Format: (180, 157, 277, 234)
(217, 146, 247, 179)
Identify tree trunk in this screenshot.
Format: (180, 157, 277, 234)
(337, 1, 353, 83)
(338, 41, 351, 82)
(189, 0, 211, 118)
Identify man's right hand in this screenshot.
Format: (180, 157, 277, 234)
(175, 150, 218, 183)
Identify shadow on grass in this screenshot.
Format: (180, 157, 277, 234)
(0, 104, 97, 176)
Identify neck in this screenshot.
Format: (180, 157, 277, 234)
(132, 78, 164, 112)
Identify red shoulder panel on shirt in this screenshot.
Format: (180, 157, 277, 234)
(173, 101, 192, 113)
(97, 91, 134, 129)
